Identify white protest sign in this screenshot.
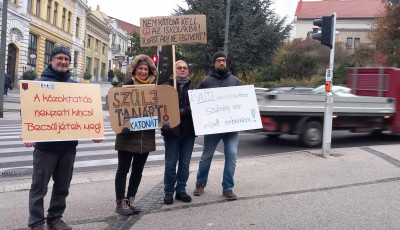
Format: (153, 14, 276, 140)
(188, 85, 262, 135)
(130, 116, 159, 131)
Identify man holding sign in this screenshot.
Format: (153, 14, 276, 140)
(193, 51, 240, 200)
(161, 60, 196, 205)
(24, 46, 103, 230)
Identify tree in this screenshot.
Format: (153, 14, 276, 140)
(174, 0, 291, 78)
(125, 32, 157, 57)
(370, 1, 400, 66)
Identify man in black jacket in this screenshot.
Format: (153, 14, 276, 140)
(24, 45, 102, 230)
(193, 51, 240, 200)
(162, 60, 196, 205)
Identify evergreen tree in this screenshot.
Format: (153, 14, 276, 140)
(175, 0, 291, 78)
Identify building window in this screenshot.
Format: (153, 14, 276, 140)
(95, 39, 99, 50)
(28, 33, 37, 68)
(101, 62, 106, 80)
(94, 58, 99, 78)
(74, 51, 79, 68)
(87, 36, 91, 48)
(346, 38, 353, 49)
(36, 0, 41, 17)
(46, 0, 51, 22)
(44, 40, 54, 66)
(67, 12, 71, 33)
(85, 56, 92, 74)
(354, 38, 360, 48)
(28, 0, 32, 13)
(61, 8, 66, 31)
(53, 2, 58, 25)
(75, 17, 80, 38)
(102, 43, 106, 54)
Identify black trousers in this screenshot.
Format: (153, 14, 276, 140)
(28, 148, 76, 227)
(115, 151, 149, 200)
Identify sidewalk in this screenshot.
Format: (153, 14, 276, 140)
(1, 145, 399, 229)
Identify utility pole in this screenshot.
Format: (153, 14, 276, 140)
(223, 0, 231, 57)
(0, 0, 9, 118)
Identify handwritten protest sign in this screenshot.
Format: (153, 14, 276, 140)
(20, 80, 105, 142)
(188, 85, 262, 135)
(140, 15, 207, 47)
(108, 85, 180, 134)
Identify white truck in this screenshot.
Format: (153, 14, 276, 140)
(256, 67, 399, 147)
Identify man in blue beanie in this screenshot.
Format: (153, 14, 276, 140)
(25, 45, 102, 230)
(193, 51, 240, 200)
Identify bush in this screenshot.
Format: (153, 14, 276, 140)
(83, 72, 92, 80)
(21, 70, 37, 80)
(114, 70, 125, 83)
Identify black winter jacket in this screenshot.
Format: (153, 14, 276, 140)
(197, 67, 240, 89)
(33, 65, 79, 152)
(161, 77, 196, 137)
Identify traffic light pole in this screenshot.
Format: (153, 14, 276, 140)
(322, 13, 336, 157)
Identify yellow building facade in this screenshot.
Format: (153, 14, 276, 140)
(27, 0, 86, 77)
(84, 6, 109, 81)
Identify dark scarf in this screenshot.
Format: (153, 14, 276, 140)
(42, 65, 72, 82)
(176, 76, 190, 90)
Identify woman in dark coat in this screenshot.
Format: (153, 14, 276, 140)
(114, 54, 158, 215)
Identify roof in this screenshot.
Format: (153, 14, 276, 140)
(101, 12, 140, 35)
(295, 0, 386, 19)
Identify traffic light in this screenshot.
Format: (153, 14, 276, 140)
(161, 56, 168, 73)
(312, 15, 334, 49)
(151, 55, 158, 65)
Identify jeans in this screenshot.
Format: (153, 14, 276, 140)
(4, 85, 9, 95)
(163, 135, 195, 194)
(28, 148, 76, 227)
(196, 132, 238, 191)
(115, 151, 149, 200)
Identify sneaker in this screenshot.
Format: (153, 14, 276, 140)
(193, 182, 204, 196)
(222, 190, 237, 200)
(164, 194, 174, 205)
(175, 191, 192, 202)
(47, 218, 71, 230)
(30, 224, 47, 230)
(128, 197, 141, 214)
(116, 198, 134, 216)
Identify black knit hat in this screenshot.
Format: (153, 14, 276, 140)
(212, 51, 226, 64)
(50, 45, 71, 61)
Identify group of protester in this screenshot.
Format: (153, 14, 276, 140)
(24, 45, 240, 230)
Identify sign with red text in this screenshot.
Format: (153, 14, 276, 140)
(188, 85, 262, 135)
(140, 15, 207, 47)
(107, 85, 180, 134)
(19, 80, 105, 142)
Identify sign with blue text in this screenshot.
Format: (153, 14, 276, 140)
(188, 85, 262, 135)
(130, 116, 159, 131)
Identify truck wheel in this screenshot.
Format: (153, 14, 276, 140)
(300, 121, 322, 147)
(267, 134, 281, 139)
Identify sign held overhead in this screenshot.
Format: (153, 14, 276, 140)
(140, 15, 207, 47)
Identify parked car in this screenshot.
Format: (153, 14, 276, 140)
(269, 86, 314, 94)
(254, 87, 270, 93)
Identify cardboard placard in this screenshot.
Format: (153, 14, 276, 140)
(188, 85, 262, 135)
(140, 15, 207, 47)
(108, 85, 180, 134)
(19, 80, 105, 142)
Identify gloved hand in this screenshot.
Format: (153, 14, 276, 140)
(161, 123, 173, 136)
(180, 107, 191, 117)
(121, 127, 131, 135)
